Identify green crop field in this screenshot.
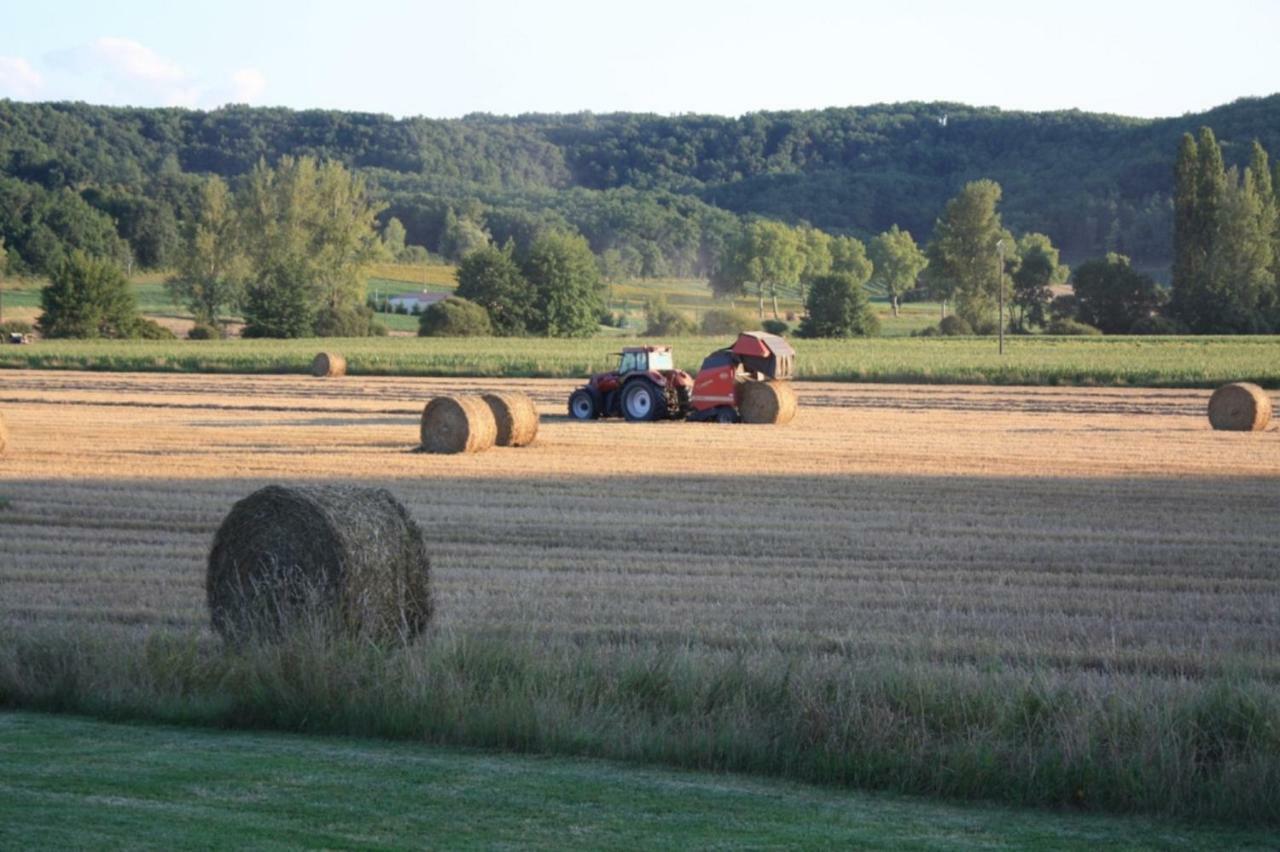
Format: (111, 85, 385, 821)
(2, 712, 1268, 850)
(1, 332, 1277, 388)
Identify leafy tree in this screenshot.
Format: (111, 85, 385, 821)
(167, 176, 247, 326)
(1011, 233, 1066, 331)
(522, 231, 604, 337)
(743, 220, 805, 318)
(418, 296, 493, 336)
(440, 208, 491, 260)
(1070, 253, 1160, 334)
(924, 180, 1006, 329)
(38, 252, 143, 339)
(800, 272, 878, 338)
(241, 263, 316, 338)
(454, 245, 533, 335)
(868, 226, 925, 317)
(238, 156, 384, 336)
(381, 217, 408, 260)
(798, 226, 833, 299)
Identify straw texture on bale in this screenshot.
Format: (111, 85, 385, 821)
(481, 391, 540, 447)
(207, 484, 431, 643)
(311, 351, 347, 378)
(1208, 382, 1272, 431)
(420, 395, 497, 453)
(0, 411, 7, 454)
(739, 380, 798, 425)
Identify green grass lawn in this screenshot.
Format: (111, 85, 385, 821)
(1, 712, 1267, 851)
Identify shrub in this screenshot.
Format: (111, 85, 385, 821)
(701, 307, 756, 336)
(0, 320, 33, 336)
(314, 305, 386, 338)
(418, 297, 493, 337)
(761, 318, 790, 335)
(187, 322, 221, 340)
(129, 318, 177, 340)
(643, 299, 696, 337)
(914, 325, 940, 337)
(1129, 315, 1188, 335)
(1047, 318, 1103, 336)
(1049, 294, 1078, 322)
(938, 315, 974, 336)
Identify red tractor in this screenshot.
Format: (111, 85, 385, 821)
(567, 331, 796, 423)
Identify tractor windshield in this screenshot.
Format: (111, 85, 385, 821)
(648, 350, 674, 371)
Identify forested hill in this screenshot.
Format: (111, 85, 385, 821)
(3, 95, 1279, 278)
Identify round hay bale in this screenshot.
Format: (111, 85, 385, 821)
(0, 411, 8, 454)
(311, 351, 347, 378)
(739, 380, 798, 425)
(207, 484, 431, 643)
(481, 391, 540, 447)
(420, 395, 497, 454)
(1208, 382, 1272, 431)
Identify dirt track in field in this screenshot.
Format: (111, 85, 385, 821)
(1, 370, 1278, 681)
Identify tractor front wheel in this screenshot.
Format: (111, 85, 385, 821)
(622, 381, 664, 422)
(568, 389, 600, 420)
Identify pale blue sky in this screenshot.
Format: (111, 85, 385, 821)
(1, 0, 1277, 118)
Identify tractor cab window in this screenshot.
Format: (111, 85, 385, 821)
(618, 351, 645, 374)
(647, 350, 674, 372)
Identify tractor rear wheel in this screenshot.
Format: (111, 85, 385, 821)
(568, 389, 600, 420)
(622, 380, 664, 422)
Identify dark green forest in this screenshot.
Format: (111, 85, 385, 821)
(3, 95, 1279, 279)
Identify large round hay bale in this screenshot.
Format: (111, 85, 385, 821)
(1208, 382, 1272, 431)
(420, 395, 497, 453)
(739, 380, 798, 425)
(481, 391, 540, 447)
(207, 484, 431, 643)
(311, 351, 347, 378)
(0, 411, 8, 454)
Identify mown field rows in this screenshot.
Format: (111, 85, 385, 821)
(1, 371, 1278, 821)
(3, 334, 1279, 387)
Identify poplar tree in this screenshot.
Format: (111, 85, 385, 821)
(1171, 133, 1200, 319)
(924, 180, 1006, 329)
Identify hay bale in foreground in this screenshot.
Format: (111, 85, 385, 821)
(207, 484, 431, 643)
(481, 391, 540, 447)
(0, 411, 7, 454)
(311, 351, 347, 378)
(420, 395, 497, 453)
(1208, 382, 1272, 431)
(739, 380, 798, 425)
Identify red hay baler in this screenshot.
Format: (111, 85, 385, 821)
(567, 331, 796, 424)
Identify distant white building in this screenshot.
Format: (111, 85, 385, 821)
(387, 291, 449, 312)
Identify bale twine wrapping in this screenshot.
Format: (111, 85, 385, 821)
(481, 391, 540, 447)
(311, 351, 347, 378)
(420, 395, 497, 453)
(739, 380, 798, 425)
(207, 484, 431, 643)
(1208, 382, 1272, 431)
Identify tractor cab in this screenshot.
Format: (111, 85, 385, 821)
(617, 346, 674, 376)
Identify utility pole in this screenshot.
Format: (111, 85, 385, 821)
(996, 239, 1005, 355)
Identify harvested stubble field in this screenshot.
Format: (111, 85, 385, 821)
(1, 370, 1279, 823)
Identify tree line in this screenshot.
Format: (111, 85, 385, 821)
(4, 97, 1280, 285)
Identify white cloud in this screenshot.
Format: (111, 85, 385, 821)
(229, 68, 267, 103)
(0, 56, 44, 98)
(92, 37, 186, 83)
(30, 37, 267, 109)
(47, 36, 195, 106)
